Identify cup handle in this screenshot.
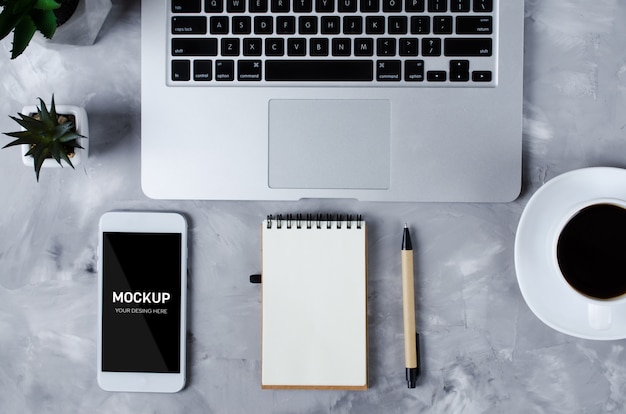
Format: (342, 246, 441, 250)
(588, 303, 612, 330)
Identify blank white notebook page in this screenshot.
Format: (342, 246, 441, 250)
(261, 219, 368, 389)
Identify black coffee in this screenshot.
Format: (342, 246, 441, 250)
(556, 203, 626, 300)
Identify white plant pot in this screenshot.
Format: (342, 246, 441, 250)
(20, 105, 89, 169)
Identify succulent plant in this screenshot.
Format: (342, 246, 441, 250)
(0, 0, 60, 59)
(2, 95, 87, 181)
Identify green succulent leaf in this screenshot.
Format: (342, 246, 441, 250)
(49, 94, 57, 120)
(0, 5, 24, 40)
(34, 0, 60, 10)
(52, 122, 74, 139)
(10, 15, 36, 59)
(30, 8, 56, 39)
(1, 134, 38, 148)
(37, 97, 54, 126)
(49, 140, 62, 163)
(9, 114, 46, 133)
(31, 140, 50, 181)
(59, 149, 75, 169)
(59, 132, 84, 144)
(62, 138, 84, 149)
(10, 0, 39, 15)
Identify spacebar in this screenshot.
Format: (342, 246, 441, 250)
(265, 60, 374, 81)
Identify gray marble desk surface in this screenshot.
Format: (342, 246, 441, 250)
(1, 1, 626, 413)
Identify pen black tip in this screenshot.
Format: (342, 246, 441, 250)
(402, 225, 412, 250)
(406, 367, 418, 388)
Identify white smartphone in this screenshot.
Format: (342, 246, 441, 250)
(97, 211, 187, 393)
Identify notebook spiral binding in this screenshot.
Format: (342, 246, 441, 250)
(266, 214, 363, 230)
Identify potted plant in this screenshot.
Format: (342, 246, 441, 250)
(0, 0, 85, 59)
(2, 95, 88, 181)
(0, 0, 60, 59)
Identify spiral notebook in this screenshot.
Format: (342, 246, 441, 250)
(261, 214, 368, 390)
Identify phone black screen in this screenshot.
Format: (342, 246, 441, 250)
(101, 232, 182, 373)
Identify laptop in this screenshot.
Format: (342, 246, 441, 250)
(141, 0, 524, 202)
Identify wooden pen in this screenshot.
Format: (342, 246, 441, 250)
(402, 224, 419, 388)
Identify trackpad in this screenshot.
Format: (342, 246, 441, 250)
(268, 99, 391, 190)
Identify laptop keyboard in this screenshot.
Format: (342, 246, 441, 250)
(168, 0, 497, 85)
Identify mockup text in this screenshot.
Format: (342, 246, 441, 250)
(112, 291, 171, 305)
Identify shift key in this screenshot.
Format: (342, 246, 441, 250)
(172, 38, 217, 56)
(444, 38, 492, 56)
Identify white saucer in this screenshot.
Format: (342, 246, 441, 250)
(515, 167, 626, 340)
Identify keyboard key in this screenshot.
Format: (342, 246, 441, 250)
(310, 38, 329, 56)
(450, 59, 469, 71)
(444, 38, 492, 56)
(172, 0, 201, 13)
(226, 0, 245, 12)
(238, 60, 262, 80)
(383, 0, 402, 12)
(366, 16, 385, 34)
(360, 0, 379, 12)
(172, 38, 218, 56)
(338, 0, 357, 12)
(388, 16, 407, 35)
(215, 60, 235, 80)
(271, 0, 290, 12)
(210, 16, 229, 34)
(194, 60, 212, 80)
(376, 60, 401, 81)
(354, 38, 374, 56)
(232, 16, 252, 34)
(433, 16, 452, 34)
(377, 38, 396, 56)
(405, 0, 425, 12)
(473, 0, 492, 12)
(287, 38, 307, 55)
(265, 60, 373, 81)
(427, 70, 446, 81)
(172, 60, 191, 81)
(249, 0, 268, 12)
(428, 0, 446, 12)
(343, 16, 363, 34)
(265, 38, 285, 55)
(243, 38, 262, 55)
(472, 70, 492, 82)
(172, 17, 207, 35)
(299, 16, 318, 34)
(316, 0, 335, 12)
(410, 16, 430, 35)
(205, 0, 224, 12)
(321, 16, 340, 34)
(254, 16, 273, 34)
(277, 16, 296, 34)
(293, 0, 313, 12)
(421, 38, 441, 56)
(221, 38, 240, 55)
(332, 38, 352, 56)
(404, 60, 424, 81)
(399, 38, 418, 56)
(456, 16, 492, 34)
(450, 71, 469, 81)
(309, 37, 329, 56)
(450, 0, 470, 12)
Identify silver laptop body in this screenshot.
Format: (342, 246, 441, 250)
(141, 0, 524, 202)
